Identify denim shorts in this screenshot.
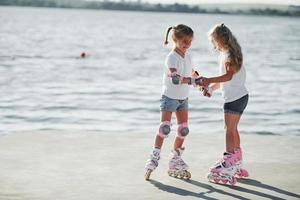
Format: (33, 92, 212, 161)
(160, 95, 188, 112)
(224, 94, 249, 115)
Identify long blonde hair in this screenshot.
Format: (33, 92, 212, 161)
(208, 23, 243, 72)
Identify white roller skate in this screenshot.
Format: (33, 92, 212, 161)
(234, 148, 249, 178)
(207, 152, 238, 185)
(145, 147, 161, 181)
(168, 147, 191, 180)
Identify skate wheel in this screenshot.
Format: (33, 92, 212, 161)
(240, 169, 249, 178)
(222, 180, 228, 184)
(185, 171, 191, 180)
(207, 173, 213, 180)
(168, 170, 176, 177)
(214, 177, 221, 183)
(174, 172, 179, 178)
(229, 177, 237, 185)
(178, 173, 184, 179)
(145, 169, 152, 181)
(180, 171, 186, 179)
(207, 173, 216, 183)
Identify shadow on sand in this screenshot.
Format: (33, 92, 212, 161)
(149, 179, 249, 200)
(149, 178, 300, 200)
(236, 178, 300, 199)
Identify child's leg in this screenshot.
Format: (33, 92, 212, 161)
(226, 114, 241, 149)
(145, 111, 172, 180)
(234, 130, 240, 149)
(207, 113, 241, 184)
(234, 116, 241, 149)
(154, 111, 172, 148)
(168, 108, 191, 179)
(174, 109, 188, 150)
(224, 113, 241, 153)
(223, 94, 248, 151)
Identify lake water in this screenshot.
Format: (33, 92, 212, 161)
(0, 6, 299, 136)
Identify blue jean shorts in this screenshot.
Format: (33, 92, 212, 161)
(224, 94, 249, 115)
(160, 95, 188, 112)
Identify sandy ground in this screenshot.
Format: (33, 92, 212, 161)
(0, 130, 299, 200)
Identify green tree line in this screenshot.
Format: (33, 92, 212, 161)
(0, 0, 299, 17)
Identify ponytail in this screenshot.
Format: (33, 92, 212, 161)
(164, 26, 173, 45)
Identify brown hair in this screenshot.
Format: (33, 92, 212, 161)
(164, 24, 194, 45)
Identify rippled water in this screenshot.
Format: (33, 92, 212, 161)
(0, 6, 299, 135)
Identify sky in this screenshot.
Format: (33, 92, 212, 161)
(138, 0, 300, 5)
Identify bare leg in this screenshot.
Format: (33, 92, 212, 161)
(224, 113, 241, 153)
(174, 109, 188, 150)
(234, 129, 240, 149)
(145, 111, 172, 180)
(154, 111, 172, 148)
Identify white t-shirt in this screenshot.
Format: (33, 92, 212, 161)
(219, 52, 248, 103)
(162, 50, 193, 100)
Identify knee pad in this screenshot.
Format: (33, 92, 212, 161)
(177, 123, 189, 139)
(158, 121, 171, 138)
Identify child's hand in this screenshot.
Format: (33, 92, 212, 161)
(192, 70, 199, 78)
(203, 89, 211, 98)
(200, 78, 210, 87)
(199, 86, 212, 98)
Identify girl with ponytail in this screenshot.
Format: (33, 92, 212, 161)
(145, 24, 198, 181)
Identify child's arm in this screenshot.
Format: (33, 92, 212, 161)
(201, 83, 219, 98)
(170, 68, 199, 85)
(181, 77, 192, 84)
(181, 69, 199, 84)
(210, 83, 220, 91)
(168, 68, 204, 86)
(168, 68, 181, 85)
(201, 62, 234, 87)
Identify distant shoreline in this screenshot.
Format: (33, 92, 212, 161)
(1, 1, 300, 17)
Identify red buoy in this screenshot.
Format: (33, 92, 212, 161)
(80, 52, 86, 58)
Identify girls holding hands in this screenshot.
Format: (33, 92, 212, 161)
(145, 23, 249, 186)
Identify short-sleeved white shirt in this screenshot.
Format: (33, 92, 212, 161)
(219, 52, 248, 103)
(162, 50, 193, 100)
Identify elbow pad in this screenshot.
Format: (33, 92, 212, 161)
(169, 72, 182, 85)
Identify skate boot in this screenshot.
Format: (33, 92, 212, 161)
(207, 152, 238, 185)
(234, 148, 249, 178)
(168, 147, 191, 180)
(145, 147, 161, 181)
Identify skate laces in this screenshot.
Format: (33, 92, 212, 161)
(212, 152, 235, 169)
(212, 152, 230, 167)
(150, 148, 160, 161)
(169, 155, 188, 170)
(177, 157, 187, 167)
(222, 153, 237, 168)
(171, 152, 187, 167)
